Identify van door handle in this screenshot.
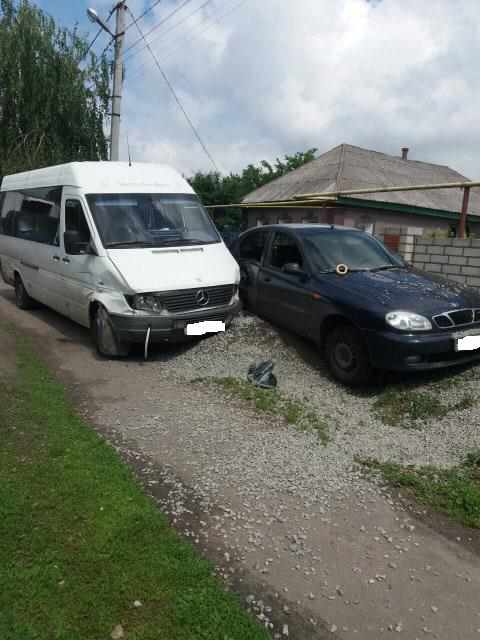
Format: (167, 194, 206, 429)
(263, 276, 271, 283)
(52, 255, 60, 262)
(62, 257, 70, 264)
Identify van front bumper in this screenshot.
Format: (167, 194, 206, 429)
(365, 328, 480, 371)
(110, 300, 241, 343)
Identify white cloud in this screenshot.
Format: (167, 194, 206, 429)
(114, 0, 480, 178)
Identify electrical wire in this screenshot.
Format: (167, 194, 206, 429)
(126, 7, 219, 171)
(124, 0, 214, 63)
(80, 5, 116, 62)
(124, 0, 163, 32)
(152, 0, 249, 64)
(127, 0, 249, 80)
(123, 0, 196, 56)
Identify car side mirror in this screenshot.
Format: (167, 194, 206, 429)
(64, 231, 94, 255)
(283, 262, 306, 277)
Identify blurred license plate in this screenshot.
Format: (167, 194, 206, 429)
(185, 321, 225, 336)
(455, 334, 480, 351)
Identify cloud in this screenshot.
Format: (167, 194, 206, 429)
(115, 0, 480, 178)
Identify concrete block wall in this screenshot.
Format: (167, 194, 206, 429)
(410, 237, 480, 288)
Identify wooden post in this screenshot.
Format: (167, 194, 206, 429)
(459, 186, 470, 239)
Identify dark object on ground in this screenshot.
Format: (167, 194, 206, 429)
(247, 360, 277, 389)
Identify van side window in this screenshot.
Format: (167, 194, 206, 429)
(65, 200, 91, 252)
(239, 230, 268, 263)
(0, 187, 61, 245)
(267, 232, 303, 270)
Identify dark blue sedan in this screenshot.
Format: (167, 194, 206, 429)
(231, 224, 480, 385)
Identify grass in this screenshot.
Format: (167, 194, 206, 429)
(372, 387, 475, 427)
(361, 454, 480, 528)
(0, 333, 269, 640)
(193, 376, 329, 444)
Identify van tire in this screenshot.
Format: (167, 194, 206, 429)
(92, 306, 131, 358)
(325, 325, 373, 386)
(14, 274, 36, 310)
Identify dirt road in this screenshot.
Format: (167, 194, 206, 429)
(1, 280, 479, 640)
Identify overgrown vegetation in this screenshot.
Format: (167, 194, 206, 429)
(373, 387, 475, 427)
(0, 0, 110, 177)
(361, 455, 480, 528)
(194, 376, 329, 444)
(189, 149, 317, 229)
(0, 332, 268, 640)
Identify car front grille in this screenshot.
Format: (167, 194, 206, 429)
(159, 285, 234, 313)
(433, 308, 480, 329)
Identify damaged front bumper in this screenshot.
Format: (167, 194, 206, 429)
(110, 300, 241, 343)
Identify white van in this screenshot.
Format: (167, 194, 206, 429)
(0, 162, 240, 356)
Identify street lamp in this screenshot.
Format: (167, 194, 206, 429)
(86, 7, 115, 38)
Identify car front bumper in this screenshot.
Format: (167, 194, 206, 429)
(110, 300, 241, 343)
(365, 327, 480, 371)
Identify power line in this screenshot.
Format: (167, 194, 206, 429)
(126, 7, 219, 171)
(124, 0, 163, 32)
(124, 0, 214, 63)
(80, 6, 116, 62)
(123, 0, 196, 56)
(127, 0, 250, 80)
(153, 0, 250, 64)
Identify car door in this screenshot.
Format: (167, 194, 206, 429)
(257, 230, 312, 336)
(57, 194, 98, 327)
(236, 228, 270, 310)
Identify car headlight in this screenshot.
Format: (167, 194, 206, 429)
(385, 310, 432, 331)
(131, 294, 163, 313)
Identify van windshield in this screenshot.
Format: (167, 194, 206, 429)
(301, 229, 403, 272)
(86, 193, 220, 248)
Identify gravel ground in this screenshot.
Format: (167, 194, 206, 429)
(2, 283, 480, 640)
(144, 311, 480, 469)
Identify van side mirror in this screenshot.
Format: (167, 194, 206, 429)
(283, 262, 307, 277)
(64, 230, 94, 255)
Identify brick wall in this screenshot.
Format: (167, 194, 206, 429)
(409, 237, 480, 289)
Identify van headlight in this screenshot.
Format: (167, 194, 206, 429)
(130, 294, 163, 313)
(385, 311, 432, 331)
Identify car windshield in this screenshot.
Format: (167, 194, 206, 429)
(86, 193, 220, 248)
(301, 229, 403, 272)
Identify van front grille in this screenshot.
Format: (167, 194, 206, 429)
(159, 285, 234, 313)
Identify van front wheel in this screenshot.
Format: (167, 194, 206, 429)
(14, 275, 36, 310)
(93, 306, 131, 358)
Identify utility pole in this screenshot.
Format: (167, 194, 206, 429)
(110, 1, 127, 161)
(87, 2, 127, 161)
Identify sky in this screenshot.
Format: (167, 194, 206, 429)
(35, 0, 480, 178)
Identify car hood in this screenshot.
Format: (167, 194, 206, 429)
(321, 267, 480, 316)
(107, 243, 240, 292)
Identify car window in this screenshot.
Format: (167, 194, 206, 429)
(239, 230, 269, 263)
(266, 232, 303, 270)
(65, 200, 92, 250)
(0, 187, 61, 245)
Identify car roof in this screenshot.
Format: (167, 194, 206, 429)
(243, 223, 361, 233)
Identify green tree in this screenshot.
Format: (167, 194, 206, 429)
(0, 0, 110, 178)
(190, 148, 317, 230)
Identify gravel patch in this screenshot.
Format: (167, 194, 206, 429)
(147, 311, 480, 469)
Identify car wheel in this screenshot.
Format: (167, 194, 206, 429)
(325, 325, 373, 386)
(92, 305, 131, 358)
(14, 274, 36, 310)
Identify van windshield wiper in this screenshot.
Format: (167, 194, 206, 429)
(369, 265, 401, 272)
(106, 240, 154, 248)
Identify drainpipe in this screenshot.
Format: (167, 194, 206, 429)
(459, 186, 470, 239)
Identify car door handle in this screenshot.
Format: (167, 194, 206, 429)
(52, 255, 60, 262)
(62, 257, 70, 264)
(263, 276, 271, 283)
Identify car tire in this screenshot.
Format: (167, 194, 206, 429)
(325, 325, 373, 386)
(92, 305, 131, 358)
(14, 274, 36, 310)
